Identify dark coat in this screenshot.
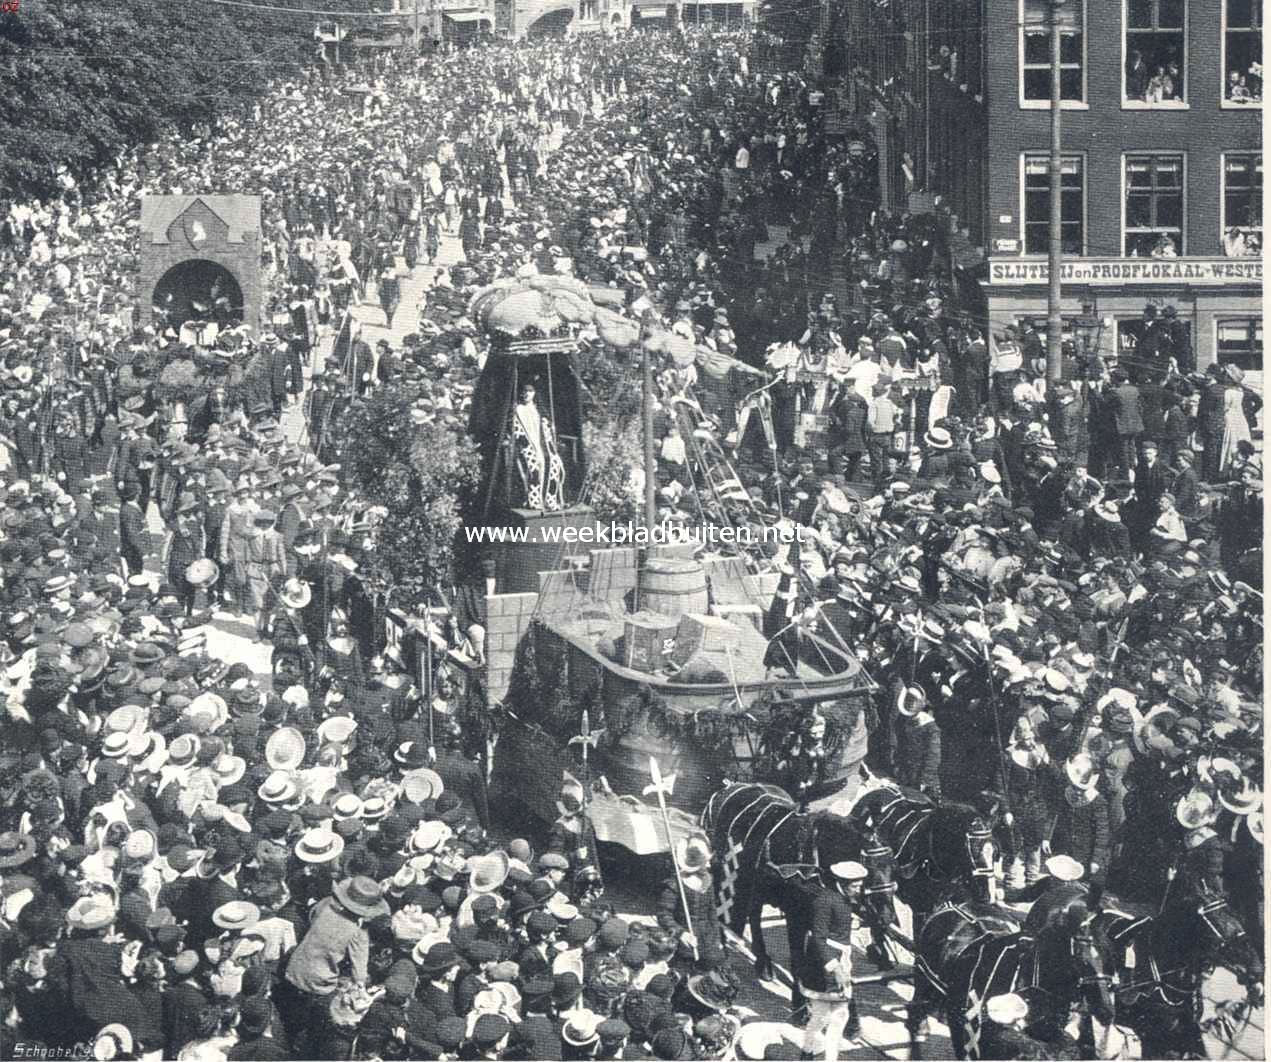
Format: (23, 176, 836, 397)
(1107, 382, 1144, 436)
(1051, 790, 1110, 877)
(162, 980, 210, 1057)
(794, 887, 854, 994)
(894, 715, 942, 798)
(46, 937, 147, 1046)
(1171, 466, 1201, 520)
(434, 748, 491, 830)
(119, 500, 152, 558)
(514, 1015, 564, 1061)
(1087, 515, 1132, 559)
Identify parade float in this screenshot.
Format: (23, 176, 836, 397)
(449, 275, 874, 853)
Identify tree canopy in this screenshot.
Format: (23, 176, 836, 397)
(0, 0, 381, 197)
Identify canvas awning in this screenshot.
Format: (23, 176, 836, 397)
(444, 10, 491, 22)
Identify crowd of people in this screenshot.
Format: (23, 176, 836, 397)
(0, 16, 1262, 1062)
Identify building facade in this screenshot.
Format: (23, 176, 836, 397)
(982, 0, 1263, 374)
(831, 0, 1262, 374)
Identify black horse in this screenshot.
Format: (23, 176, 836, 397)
(846, 781, 1000, 934)
(701, 781, 899, 1007)
(909, 900, 1021, 1053)
(943, 886, 1118, 1060)
(1097, 883, 1264, 1059)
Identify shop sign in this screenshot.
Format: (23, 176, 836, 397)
(988, 257, 1263, 286)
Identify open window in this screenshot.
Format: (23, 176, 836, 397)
(1021, 0, 1085, 105)
(1217, 318, 1263, 373)
(1224, 0, 1263, 104)
(1124, 153, 1184, 257)
(1124, 0, 1186, 106)
(1222, 153, 1262, 256)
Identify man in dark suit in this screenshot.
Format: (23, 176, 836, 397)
(277, 483, 309, 577)
(1197, 365, 1230, 482)
(1130, 439, 1168, 549)
(513, 978, 563, 1061)
(1170, 447, 1201, 525)
(162, 951, 211, 1058)
(794, 860, 866, 1056)
(1106, 370, 1144, 477)
(118, 481, 151, 578)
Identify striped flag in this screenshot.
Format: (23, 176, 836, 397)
(763, 534, 802, 672)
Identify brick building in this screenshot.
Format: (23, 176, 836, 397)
(833, 0, 1262, 375)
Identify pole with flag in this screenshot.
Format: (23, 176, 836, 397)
(645, 756, 698, 961)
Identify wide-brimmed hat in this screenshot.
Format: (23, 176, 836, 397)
(896, 685, 927, 717)
(1217, 778, 1262, 816)
(266, 727, 306, 771)
(923, 426, 952, 450)
(212, 900, 260, 931)
(400, 767, 444, 802)
(417, 941, 463, 976)
(257, 771, 299, 805)
(675, 834, 711, 874)
(0, 831, 36, 869)
(1175, 788, 1219, 829)
(410, 820, 452, 854)
(1064, 753, 1099, 791)
(468, 850, 510, 894)
(334, 876, 390, 919)
(1135, 704, 1180, 755)
(67, 895, 116, 932)
(295, 828, 345, 864)
(562, 1010, 603, 1047)
(184, 559, 220, 588)
(317, 715, 357, 747)
(279, 577, 311, 611)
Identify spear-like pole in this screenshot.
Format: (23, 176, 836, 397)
(567, 709, 604, 888)
(645, 756, 697, 961)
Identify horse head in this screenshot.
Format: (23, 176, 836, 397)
(817, 817, 899, 931)
(963, 815, 998, 903)
(1188, 887, 1263, 1000)
(1066, 911, 1119, 1027)
(1024, 885, 1118, 1025)
(857, 829, 899, 930)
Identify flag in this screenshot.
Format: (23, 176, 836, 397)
(714, 838, 744, 926)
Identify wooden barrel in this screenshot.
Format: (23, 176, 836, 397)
(639, 558, 708, 619)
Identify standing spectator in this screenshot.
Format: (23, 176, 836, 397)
(1106, 370, 1143, 477)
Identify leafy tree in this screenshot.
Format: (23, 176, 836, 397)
(336, 386, 481, 605)
(0, 0, 383, 197)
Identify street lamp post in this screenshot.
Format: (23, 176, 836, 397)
(1046, 0, 1065, 383)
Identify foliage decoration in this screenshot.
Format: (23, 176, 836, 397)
(334, 384, 481, 606)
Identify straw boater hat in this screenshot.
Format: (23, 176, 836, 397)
(1044, 854, 1084, 881)
(295, 828, 345, 864)
(1064, 753, 1099, 792)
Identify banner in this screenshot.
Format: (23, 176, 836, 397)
(988, 257, 1263, 286)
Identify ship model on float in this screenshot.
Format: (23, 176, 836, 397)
(463, 275, 874, 853)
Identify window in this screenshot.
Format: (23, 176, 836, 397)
(1222, 154, 1262, 255)
(1224, 0, 1263, 103)
(1124, 154, 1184, 257)
(1022, 154, 1084, 254)
(1217, 318, 1263, 372)
(1124, 0, 1186, 104)
(1021, 0, 1084, 103)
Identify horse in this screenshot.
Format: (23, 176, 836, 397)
(908, 900, 1021, 1054)
(846, 781, 1001, 936)
(701, 781, 899, 1009)
(1097, 882, 1264, 1059)
(942, 887, 1118, 1060)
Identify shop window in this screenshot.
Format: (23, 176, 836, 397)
(1124, 153, 1184, 257)
(1224, 0, 1262, 104)
(1021, 0, 1084, 103)
(1124, 0, 1186, 105)
(1022, 154, 1084, 254)
(1217, 318, 1263, 372)
(1222, 153, 1262, 255)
